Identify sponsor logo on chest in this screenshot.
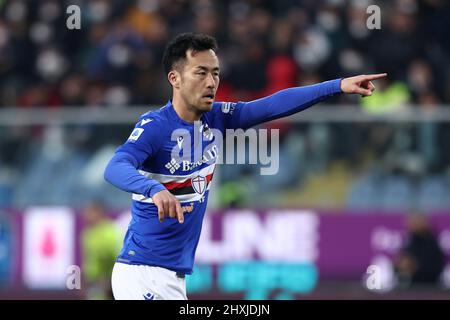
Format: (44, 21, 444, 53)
(165, 144, 219, 173)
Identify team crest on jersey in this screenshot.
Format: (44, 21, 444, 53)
(191, 175, 207, 195)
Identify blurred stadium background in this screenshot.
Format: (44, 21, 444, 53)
(1, 0, 450, 300)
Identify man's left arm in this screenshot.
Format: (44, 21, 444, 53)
(220, 73, 386, 130)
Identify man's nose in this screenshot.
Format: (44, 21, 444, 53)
(205, 73, 215, 88)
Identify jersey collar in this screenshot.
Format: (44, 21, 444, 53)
(166, 100, 205, 126)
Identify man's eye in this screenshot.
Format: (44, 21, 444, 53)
(197, 72, 206, 75)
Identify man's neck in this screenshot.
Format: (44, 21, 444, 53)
(171, 96, 202, 123)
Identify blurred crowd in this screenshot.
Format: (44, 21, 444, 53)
(1, 0, 450, 210)
(0, 0, 449, 108)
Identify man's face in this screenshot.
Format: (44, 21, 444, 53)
(177, 49, 220, 113)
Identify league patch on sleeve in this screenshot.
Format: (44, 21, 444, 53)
(128, 128, 144, 141)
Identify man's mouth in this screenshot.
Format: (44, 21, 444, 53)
(202, 93, 215, 100)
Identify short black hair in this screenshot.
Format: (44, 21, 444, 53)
(162, 33, 218, 74)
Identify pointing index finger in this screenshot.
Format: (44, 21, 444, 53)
(363, 73, 388, 81)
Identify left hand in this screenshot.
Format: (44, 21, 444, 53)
(340, 73, 387, 97)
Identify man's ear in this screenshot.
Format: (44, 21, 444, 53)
(168, 70, 181, 89)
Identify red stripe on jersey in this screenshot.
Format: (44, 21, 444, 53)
(163, 173, 214, 191)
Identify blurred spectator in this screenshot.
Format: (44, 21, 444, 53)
(59, 73, 86, 106)
(360, 79, 411, 114)
(394, 213, 445, 288)
(81, 201, 122, 300)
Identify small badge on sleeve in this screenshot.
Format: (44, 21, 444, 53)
(128, 128, 144, 141)
(221, 102, 236, 114)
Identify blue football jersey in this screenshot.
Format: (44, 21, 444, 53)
(105, 79, 342, 274)
(114, 100, 238, 274)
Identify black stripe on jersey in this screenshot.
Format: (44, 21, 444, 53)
(170, 186, 195, 196)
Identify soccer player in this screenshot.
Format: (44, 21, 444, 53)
(104, 33, 386, 300)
